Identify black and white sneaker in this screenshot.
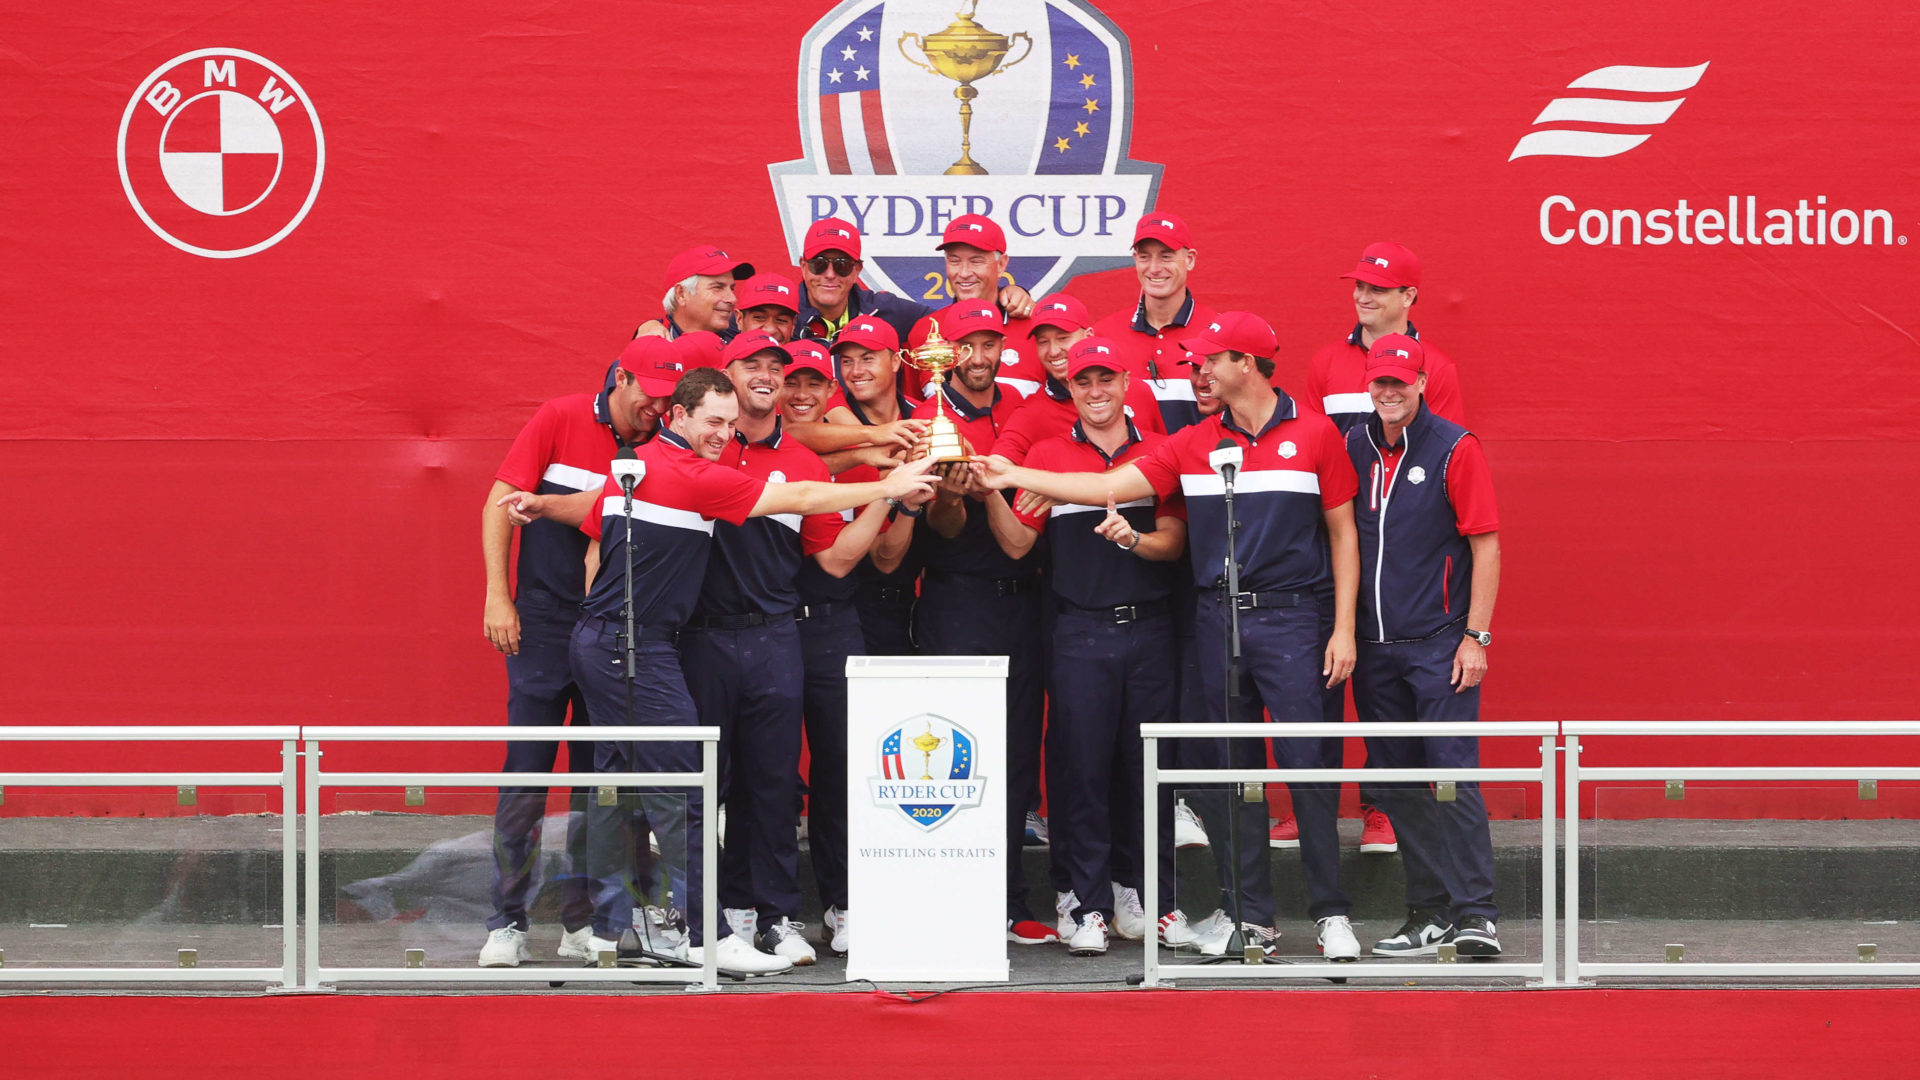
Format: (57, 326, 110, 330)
(1450, 915, 1501, 958)
(1371, 909, 1453, 956)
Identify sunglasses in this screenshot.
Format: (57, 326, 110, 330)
(805, 256, 858, 276)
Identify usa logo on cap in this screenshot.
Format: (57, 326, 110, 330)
(1388, 348, 1410, 358)
(1209, 321, 1223, 332)
(1364, 255, 1391, 268)
(772, 0, 1165, 300)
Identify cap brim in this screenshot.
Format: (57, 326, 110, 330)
(1066, 361, 1123, 379)
(802, 241, 858, 261)
(635, 375, 679, 397)
(726, 346, 789, 366)
(1178, 333, 1230, 356)
(1366, 365, 1424, 385)
(1027, 316, 1085, 336)
(1341, 267, 1401, 288)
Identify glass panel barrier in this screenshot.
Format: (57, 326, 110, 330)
(1585, 780, 1920, 976)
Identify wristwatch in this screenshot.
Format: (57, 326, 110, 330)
(1464, 629, 1492, 647)
(888, 497, 925, 519)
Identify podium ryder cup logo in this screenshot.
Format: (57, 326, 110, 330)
(771, 0, 1163, 298)
(870, 713, 988, 831)
(118, 49, 325, 258)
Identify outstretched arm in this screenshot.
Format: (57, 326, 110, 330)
(751, 456, 938, 518)
(970, 455, 1157, 507)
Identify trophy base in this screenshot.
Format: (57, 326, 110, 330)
(944, 160, 988, 176)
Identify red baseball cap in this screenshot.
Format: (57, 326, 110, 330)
(721, 329, 789, 367)
(1133, 212, 1193, 251)
(1342, 242, 1421, 289)
(1179, 311, 1278, 360)
(942, 301, 1007, 341)
(802, 218, 862, 261)
(1028, 293, 1091, 335)
(1065, 337, 1127, 379)
(663, 244, 752, 293)
(673, 330, 725, 370)
(736, 273, 800, 313)
(937, 214, 1007, 254)
(1365, 333, 1426, 384)
(782, 339, 835, 381)
(832, 315, 900, 354)
(619, 336, 689, 397)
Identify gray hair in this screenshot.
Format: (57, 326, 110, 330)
(661, 274, 699, 316)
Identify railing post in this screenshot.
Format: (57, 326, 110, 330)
(701, 736, 719, 992)
(1539, 733, 1558, 986)
(1563, 735, 1581, 984)
(280, 739, 299, 989)
(303, 738, 323, 989)
(1142, 734, 1160, 989)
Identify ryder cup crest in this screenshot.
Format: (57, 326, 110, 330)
(870, 713, 988, 831)
(119, 49, 325, 258)
(771, 0, 1164, 298)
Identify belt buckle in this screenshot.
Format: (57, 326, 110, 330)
(1111, 605, 1135, 624)
(1233, 592, 1255, 612)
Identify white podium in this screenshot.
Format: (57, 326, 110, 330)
(844, 655, 1008, 983)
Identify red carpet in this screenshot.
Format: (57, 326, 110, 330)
(2, 987, 1912, 1078)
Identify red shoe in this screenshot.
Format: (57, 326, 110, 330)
(1006, 918, 1060, 945)
(1267, 815, 1299, 849)
(1360, 806, 1398, 853)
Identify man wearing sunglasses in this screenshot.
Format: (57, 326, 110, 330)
(1091, 213, 1219, 434)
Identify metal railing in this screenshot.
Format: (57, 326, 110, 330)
(1563, 721, 1920, 981)
(0, 725, 299, 987)
(300, 725, 720, 990)
(1141, 721, 1559, 987)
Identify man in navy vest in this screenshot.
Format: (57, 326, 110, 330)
(1345, 334, 1503, 958)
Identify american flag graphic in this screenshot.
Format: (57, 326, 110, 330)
(817, 8, 896, 175)
(881, 728, 905, 779)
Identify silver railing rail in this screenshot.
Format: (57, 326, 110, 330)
(1141, 721, 1559, 987)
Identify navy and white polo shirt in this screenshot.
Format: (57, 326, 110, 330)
(697, 420, 845, 618)
(1091, 291, 1220, 434)
(1015, 421, 1183, 609)
(1134, 388, 1358, 594)
(495, 392, 619, 602)
(580, 429, 765, 628)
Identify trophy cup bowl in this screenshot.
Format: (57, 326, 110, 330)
(899, 319, 972, 464)
(912, 727, 944, 781)
(899, 2, 1034, 174)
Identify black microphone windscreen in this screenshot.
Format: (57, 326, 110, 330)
(616, 446, 638, 460)
(1215, 437, 1235, 452)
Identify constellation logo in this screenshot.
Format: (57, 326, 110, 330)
(1508, 63, 1708, 161)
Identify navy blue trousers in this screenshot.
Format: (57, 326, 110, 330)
(488, 590, 594, 934)
(1354, 631, 1498, 921)
(797, 604, 863, 913)
(1050, 608, 1174, 921)
(569, 621, 710, 943)
(915, 573, 1045, 921)
(683, 617, 806, 924)
(1195, 591, 1351, 924)
(854, 584, 917, 656)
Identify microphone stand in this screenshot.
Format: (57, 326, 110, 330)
(605, 449, 700, 972)
(1194, 439, 1267, 966)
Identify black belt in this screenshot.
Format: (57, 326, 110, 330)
(927, 570, 1039, 596)
(580, 615, 681, 644)
(1059, 597, 1171, 624)
(684, 611, 795, 631)
(793, 601, 842, 621)
(861, 584, 916, 605)
(1233, 590, 1305, 611)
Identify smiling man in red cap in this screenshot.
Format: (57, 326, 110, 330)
(906, 214, 1043, 400)
(993, 293, 1166, 466)
(1091, 212, 1220, 434)
(633, 244, 754, 341)
(971, 310, 1364, 961)
(734, 273, 801, 343)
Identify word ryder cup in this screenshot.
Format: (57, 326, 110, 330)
(797, 189, 1136, 250)
(868, 778, 990, 804)
(1540, 194, 1900, 246)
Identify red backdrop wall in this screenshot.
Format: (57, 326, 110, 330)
(3, 1, 1916, 811)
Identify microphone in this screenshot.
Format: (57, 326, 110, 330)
(611, 447, 646, 501)
(1208, 438, 1242, 484)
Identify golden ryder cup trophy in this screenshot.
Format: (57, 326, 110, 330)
(900, 319, 971, 463)
(913, 722, 944, 781)
(899, 2, 1033, 175)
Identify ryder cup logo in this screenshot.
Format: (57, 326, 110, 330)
(118, 50, 324, 258)
(870, 713, 988, 831)
(771, 0, 1163, 297)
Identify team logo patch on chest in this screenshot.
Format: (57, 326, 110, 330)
(1278, 441, 1297, 459)
(769, 470, 788, 484)
(1407, 466, 1427, 484)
